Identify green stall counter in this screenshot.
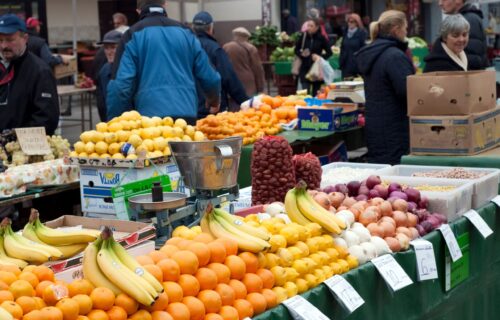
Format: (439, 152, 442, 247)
(254, 202, 500, 320)
(401, 146, 500, 169)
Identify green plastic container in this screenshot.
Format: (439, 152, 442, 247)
(274, 61, 292, 75)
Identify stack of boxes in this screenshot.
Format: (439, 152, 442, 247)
(407, 70, 500, 155)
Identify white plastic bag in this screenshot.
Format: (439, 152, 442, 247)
(320, 58, 335, 84)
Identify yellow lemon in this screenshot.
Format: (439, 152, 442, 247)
(89, 152, 100, 158)
(291, 259, 309, 275)
(150, 127, 161, 138)
(265, 253, 281, 269)
(120, 111, 133, 121)
(104, 132, 117, 144)
(140, 128, 154, 140)
(73, 141, 85, 153)
(162, 126, 174, 138)
(182, 135, 192, 142)
(280, 226, 299, 246)
(108, 122, 123, 132)
(174, 118, 187, 130)
(69, 151, 78, 157)
(163, 146, 171, 156)
(80, 131, 93, 143)
(294, 241, 310, 258)
(305, 223, 322, 237)
(96, 122, 108, 132)
(162, 116, 174, 126)
(84, 142, 95, 154)
(128, 134, 143, 148)
(151, 150, 164, 158)
(142, 139, 154, 152)
(283, 281, 298, 298)
(153, 137, 167, 151)
(126, 154, 138, 160)
(193, 131, 205, 141)
(270, 266, 287, 286)
(295, 278, 309, 294)
(141, 116, 154, 128)
(112, 153, 125, 159)
(152, 116, 163, 127)
(346, 255, 358, 269)
(284, 268, 299, 282)
(116, 130, 131, 143)
(276, 248, 294, 267)
(119, 120, 131, 130)
(78, 152, 88, 158)
(286, 246, 303, 260)
(172, 127, 184, 138)
(272, 287, 288, 304)
(108, 142, 121, 155)
(100, 153, 111, 159)
(184, 125, 195, 138)
(269, 235, 287, 253)
(90, 131, 104, 143)
(95, 141, 109, 155)
(128, 110, 141, 120)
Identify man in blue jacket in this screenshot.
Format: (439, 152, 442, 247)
(192, 11, 248, 118)
(107, 0, 221, 123)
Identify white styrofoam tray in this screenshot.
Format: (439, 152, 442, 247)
(379, 175, 474, 222)
(378, 165, 500, 209)
(321, 162, 391, 188)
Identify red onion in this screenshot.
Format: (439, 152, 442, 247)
(407, 201, 417, 213)
(368, 189, 380, 199)
(323, 185, 336, 194)
(388, 182, 402, 194)
(373, 184, 389, 199)
(335, 184, 349, 195)
(421, 221, 434, 233)
(347, 181, 361, 197)
(418, 196, 429, 209)
(416, 224, 427, 236)
(404, 188, 421, 203)
(355, 194, 368, 201)
(389, 191, 408, 201)
(365, 175, 382, 189)
(432, 213, 448, 223)
(358, 185, 370, 196)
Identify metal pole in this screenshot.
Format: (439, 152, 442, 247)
(72, 0, 77, 83)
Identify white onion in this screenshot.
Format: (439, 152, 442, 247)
(257, 213, 271, 221)
(351, 225, 371, 243)
(333, 237, 348, 248)
(336, 210, 355, 227)
(348, 245, 368, 265)
(275, 213, 291, 224)
(266, 202, 285, 216)
(360, 242, 377, 260)
(370, 236, 392, 255)
(342, 230, 360, 247)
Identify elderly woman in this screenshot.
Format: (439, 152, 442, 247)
(339, 13, 367, 79)
(424, 14, 482, 72)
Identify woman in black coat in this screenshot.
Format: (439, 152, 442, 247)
(355, 10, 415, 165)
(295, 18, 332, 96)
(339, 13, 367, 79)
(424, 14, 482, 72)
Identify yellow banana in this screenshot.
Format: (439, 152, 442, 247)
(97, 240, 156, 306)
(296, 192, 341, 234)
(34, 219, 98, 246)
(0, 233, 28, 268)
(209, 213, 270, 253)
(3, 227, 51, 263)
(21, 225, 64, 259)
(301, 191, 346, 230)
(0, 306, 14, 320)
(108, 238, 163, 294)
(285, 188, 313, 225)
(213, 208, 271, 241)
(200, 213, 212, 235)
(82, 239, 122, 295)
(23, 225, 87, 258)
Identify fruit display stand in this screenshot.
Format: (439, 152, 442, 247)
(253, 201, 500, 320)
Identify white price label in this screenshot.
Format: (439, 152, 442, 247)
(371, 254, 413, 292)
(324, 275, 364, 313)
(439, 224, 463, 262)
(282, 295, 330, 320)
(491, 195, 500, 207)
(464, 210, 493, 239)
(410, 239, 438, 281)
(15, 127, 51, 155)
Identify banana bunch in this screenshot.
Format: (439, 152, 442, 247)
(202, 207, 271, 253)
(83, 227, 163, 306)
(22, 209, 98, 259)
(285, 184, 346, 235)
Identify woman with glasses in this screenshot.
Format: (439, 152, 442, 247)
(339, 13, 367, 79)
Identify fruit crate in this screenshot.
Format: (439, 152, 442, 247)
(377, 165, 500, 209)
(274, 61, 292, 75)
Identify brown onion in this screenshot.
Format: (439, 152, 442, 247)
(379, 201, 393, 217)
(328, 192, 345, 208)
(392, 199, 409, 212)
(359, 210, 378, 226)
(367, 223, 384, 238)
(379, 221, 395, 237)
(396, 227, 412, 239)
(313, 193, 331, 210)
(393, 211, 408, 227)
(407, 213, 418, 227)
(385, 237, 401, 252)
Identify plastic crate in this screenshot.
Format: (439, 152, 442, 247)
(377, 165, 500, 209)
(379, 175, 474, 222)
(274, 61, 292, 75)
(321, 162, 391, 187)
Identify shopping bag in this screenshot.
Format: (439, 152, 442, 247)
(291, 56, 302, 76)
(305, 59, 323, 82)
(320, 58, 335, 84)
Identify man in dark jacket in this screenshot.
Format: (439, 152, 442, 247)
(0, 14, 59, 135)
(281, 9, 299, 35)
(25, 17, 69, 67)
(439, 0, 489, 68)
(108, 0, 221, 123)
(192, 11, 248, 118)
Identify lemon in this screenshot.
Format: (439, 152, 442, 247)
(193, 131, 205, 141)
(295, 278, 309, 294)
(100, 153, 111, 159)
(141, 116, 154, 128)
(284, 268, 299, 282)
(269, 235, 287, 253)
(283, 281, 298, 298)
(174, 118, 187, 130)
(80, 131, 93, 143)
(135, 145, 148, 154)
(89, 152, 100, 158)
(172, 127, 184, 138)
(163, 146, 171, 156)
(153, 137, 167, 151)
(151, 150, 164, 158)
(172, 137, 182, 141)
(108, 122, 123, 132)
(280, 226, 299, 246)
(126, 154, 138, 160)
(182, 135, 192, 142)
(184, 125, 195, 137)
(108, 142, 121, 155)
(96, 122, 108, 132)
(73, 141, 85, 153)
(78, 152, 88, 158)
(270, 266, 287, 286)
(90, 131, 104, 143)
(265, 253, 281, 269)
(292, 259, 309, 275)
(128, 134, 143, 148)
(104, 132, 117, 144)
(120, 120, 131, 130)
(287, 246, 303, 260)
(84, 142, 95, 154)
(128, 110, 141, 120)
(128, 120, 139, 130)
(162, 126, 174, 138)
(112, 153, 125, 159)
(272, 287, 288, 304)
(116, 130, 131, 143)
(69, 151, 78, 157)
(304, 274, 319, 288)
(142, 139, 154, 152)
(152, 116, 163, 127)
(95, 141, 109, 155)
(140, 128, 153, 140)
(162, 116, 174, 126)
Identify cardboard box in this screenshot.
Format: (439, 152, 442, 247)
(68, 155, 170, 168)
(410, 107, 500, 155)
(53, 55, 77, 79)
(407, 70, 496, 116)
(45, 216, 155, 273)
(297, 103, 359, 132)
(54, 240, 155, 282)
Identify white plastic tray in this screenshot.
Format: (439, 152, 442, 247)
(321, 162, 391, 188)
(379, 175, 474, 222)
(378, 165, 500, 209)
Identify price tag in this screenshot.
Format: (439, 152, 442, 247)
(491, 195, 500, 207)
(15, 127, 51, 155)
(464, 210, 493, 239)
(439, 224, 462, 262)
(324, 275, 364, 313)
(410, 239, 438, 281)
(371, 254, 413, 292)
(282, 295, 329, 320)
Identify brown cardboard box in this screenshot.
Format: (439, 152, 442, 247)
(407, 70, 496, 115)
(53, 55, 77, 79)
(410, 107, 500, 156)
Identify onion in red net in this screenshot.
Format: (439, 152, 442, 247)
(292, 152, 322, 190)
(251, 136, 296, 205)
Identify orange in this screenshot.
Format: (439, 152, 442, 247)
(40, 306, 64, 320)
(87, 309, 109, 320)
(218, 306, 239, 320)
(232, 299, 253, 320)
(129, 310, 152, 320)
(187, 242, 211, 267)
(193, 233, 215, 244)
(56, 298, 80, 320)
(197, 290, 221, 314)
(178, 274, 200, 297)
(261, 289, 278, 309)
(143, 264, 163, 283)
(22, 265, 36, 273)
(18, 272, 39, 288)
(0, 300, 23, 318)
(259, 104, 272, 114)
(16, 296, 37, 314)
(0, 290, 14, 304)
(0, 281, 8, 290)
(182, 296, 206, 320)
(159, 245, 179, 257)
(0, 271, 17, 285)
(207, 242, 226, 264)
(67, 279, 94, 297)
(9, 279, 35, 298)
(238, 253, 259, 273)
(106, 306, 127, 320)
(135, 255, 155, 266)
(166, 302, 190, 320)
(146, 292, 169, 312)
(114, 293, 138, 315)
(156, 259, 180, 282)
(32, 265, 55, 282)
(215, 239, 238, 256)
(227, 280, 247, 300)
(77, 316, 90, 320)
(214, 284, 235, 306)
(43, 284, 69, 306)
(224, 256, 246, 280)
(90, 287, 115, 311)
(256, 269, 275, 289)
(23, 310, 42, 320)
(162, 282, 183, 303)
(36, 280, 55, 297)
(165, 237, 185, 247)
(204, 314, 223, 320)
(241, 273, 263, 294)
(246, 293, 267, 315)
(195, 268, 218, 291)
(171, 251, 199, 275)
(207, 263, 230, 284)
(72, 294, 92, 315)
(148, 250, 169, 264)
(0, 265, 21, 276)
(34, 296, 47, 309)
(288, 108, 298, 119)
(176, 239, 194, 250)
(151, 311, 174, 320)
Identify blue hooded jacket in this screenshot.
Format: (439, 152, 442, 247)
(107, 5, 221, 120)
